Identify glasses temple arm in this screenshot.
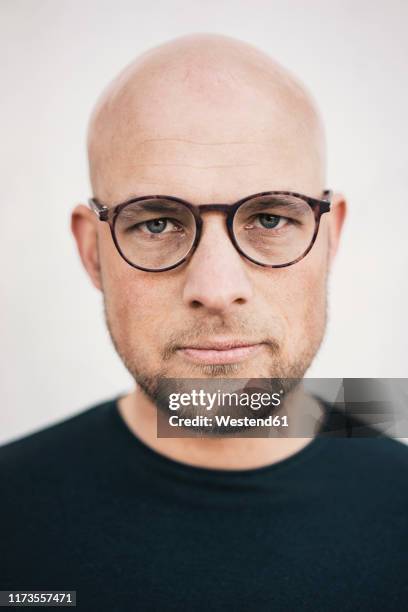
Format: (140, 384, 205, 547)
(88, 198, 109, 221)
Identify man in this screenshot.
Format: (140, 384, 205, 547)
(1, 34, 407, 611)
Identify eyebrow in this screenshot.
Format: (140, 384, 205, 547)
(117, 195, 311, 217)
(242, 198, 309, 215)
(119, 201, 185, 215)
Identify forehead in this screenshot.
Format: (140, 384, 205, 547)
(89, 61, 325, 204)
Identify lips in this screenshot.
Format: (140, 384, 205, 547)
(177, 340, 265, 365)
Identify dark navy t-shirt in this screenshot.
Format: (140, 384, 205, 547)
(0, 397, 407, 611)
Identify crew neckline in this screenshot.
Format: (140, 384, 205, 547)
(109, 394, 333, 479)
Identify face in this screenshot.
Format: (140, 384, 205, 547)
(73, 51, 345, 413)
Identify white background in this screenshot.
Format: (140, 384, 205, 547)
(1, 0, 407, 444)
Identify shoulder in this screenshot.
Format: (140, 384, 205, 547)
(319, 401, 408, 488)
(337, 433, 408, 471)
(0, 397, 118, 475)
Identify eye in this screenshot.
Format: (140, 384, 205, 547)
(144, 218, 168, 233)
(136, 218, 183, 234)
(249, 214, 289, 230)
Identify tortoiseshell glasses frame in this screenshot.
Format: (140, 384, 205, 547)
(88, 189, 332, 272)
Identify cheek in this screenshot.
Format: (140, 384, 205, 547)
(107, 274, 170, 331)
(100, 239, 179, 352)
(261, 234, 329, 351)
(99, 228, 159, 314)
(295, 239, 328, 335)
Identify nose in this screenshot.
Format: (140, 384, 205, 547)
(182, 214, 253, 314)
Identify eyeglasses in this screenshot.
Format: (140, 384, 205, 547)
(88, 190, 332, 272)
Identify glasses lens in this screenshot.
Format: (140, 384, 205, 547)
(114, 198, 196, 270)
(233, 194, 316, 266)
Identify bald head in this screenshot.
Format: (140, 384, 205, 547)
(88, 33, 326, 204)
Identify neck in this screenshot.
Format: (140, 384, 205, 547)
(117, 384, 325, 471)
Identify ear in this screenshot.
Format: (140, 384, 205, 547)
(71, 204, 102, 291)
(327, 192, 347, 267)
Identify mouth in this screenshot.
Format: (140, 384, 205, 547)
(176, 340, 265, 365)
